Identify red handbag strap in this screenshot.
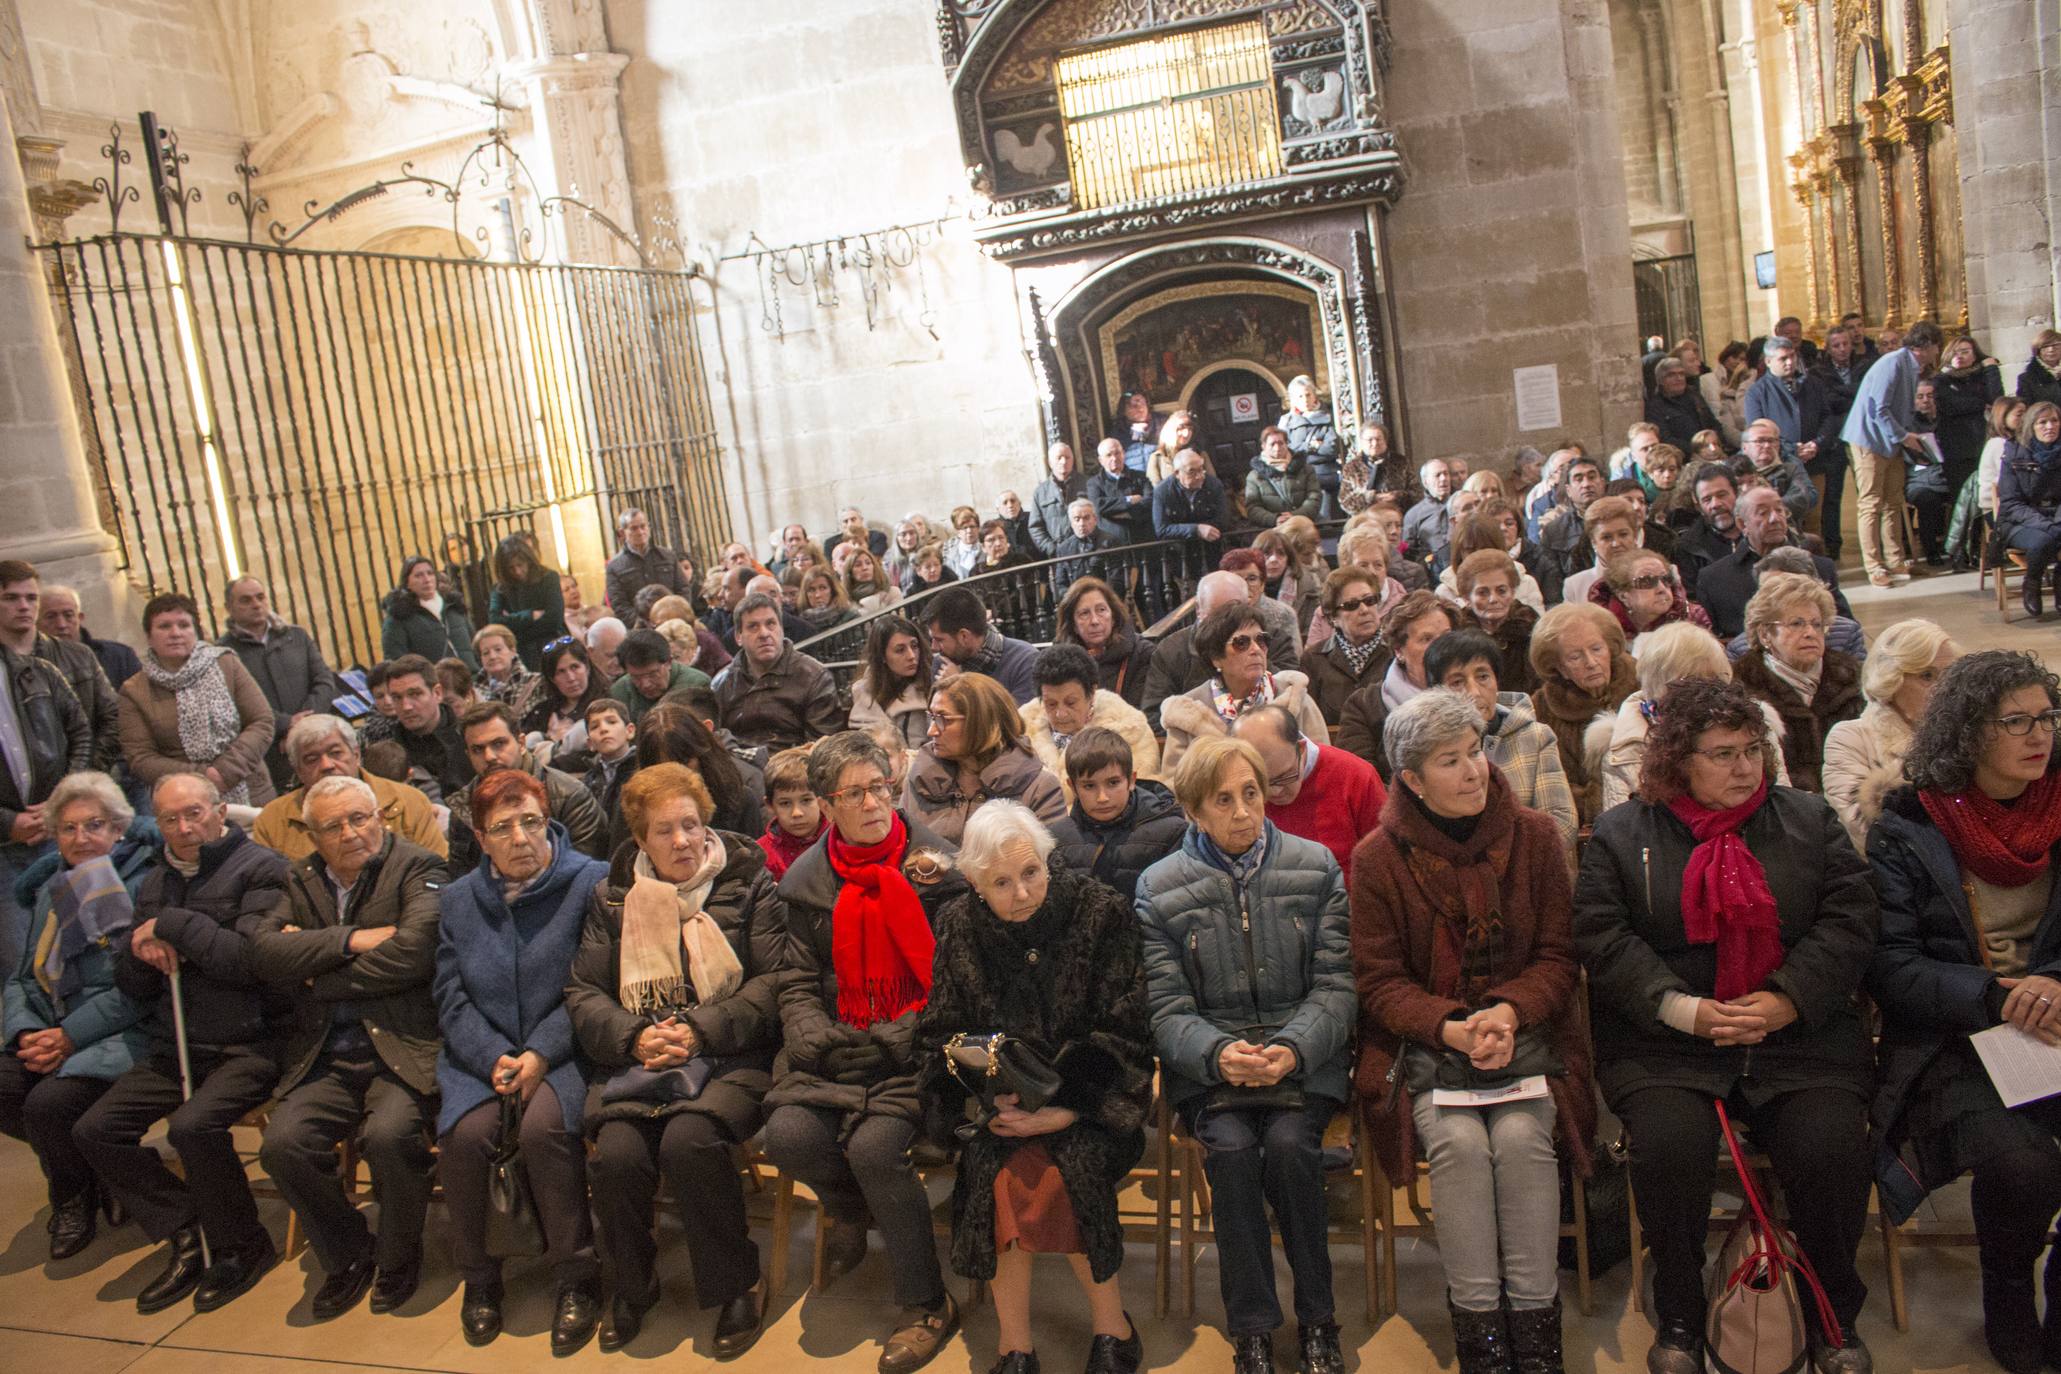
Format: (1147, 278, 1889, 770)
(1715, 1100, 1844, 1347)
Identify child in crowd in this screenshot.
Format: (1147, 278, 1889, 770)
(1055, 726, 1186, 901)
(582, 697, 638, 820)
(757, 744, 826, 878)
(860, 720, 911, 792)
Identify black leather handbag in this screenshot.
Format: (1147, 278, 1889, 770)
(941, 1031, 1062, 1140)
(483, 1093, 545, 1258)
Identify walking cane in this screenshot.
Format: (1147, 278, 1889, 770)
(166, 964, 212, 1267)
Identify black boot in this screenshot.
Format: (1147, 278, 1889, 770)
(1506, 1299, 1565, 1374)
(2024, 561, 2048, 618)
(135, 1225, 205, 1313)
(1645, 1317, 1702, 1374)
(1231, 1333, 1275, 1374)
(48, 1192, 97, 1260)
(1450, 1298, 1514, 1374)
(1297, 1321, 1344, 1374)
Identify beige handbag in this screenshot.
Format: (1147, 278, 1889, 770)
(1704, 1102, 1843, 1374)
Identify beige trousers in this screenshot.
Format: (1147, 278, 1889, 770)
(1849, 442, 1908, 579)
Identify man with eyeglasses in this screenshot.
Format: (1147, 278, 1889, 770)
(383, 654, 474, 801)
(1737, 418, 1821, 527)
(246, 775, 447, 1320)
(603, 508, 687, 615)
(1697, 486, 1846, 640)
(442, 701, 607, 874)
(252, 713, 446, 861)
(1234, 703, 1384, 880)
(74, 772, 289, 1315)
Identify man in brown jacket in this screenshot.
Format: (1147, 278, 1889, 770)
(709, 593, 845, 750)
(251, 714, 447, 861)
(248, 775, 447, 1320)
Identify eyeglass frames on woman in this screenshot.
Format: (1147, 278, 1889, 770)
(481, 813, 550, 840)
(825, 781, 898, 808)
(1333, 594, 1381, 614)
(1226, 632, 1269, 653)
(1994, 710, 2061, 737)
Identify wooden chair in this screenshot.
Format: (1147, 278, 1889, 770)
(764, 1144, 987, 1307)
(1876, 1204, 1980, 1332)
(1995, 546, 2031, 619)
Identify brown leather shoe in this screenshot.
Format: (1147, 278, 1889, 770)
(879, 1292, 960, 1374)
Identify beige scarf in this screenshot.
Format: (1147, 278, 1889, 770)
(619, 837, 743, 1015)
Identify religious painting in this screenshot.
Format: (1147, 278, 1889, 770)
(1098, 280, 1328, 412)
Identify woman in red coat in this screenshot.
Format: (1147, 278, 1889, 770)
(1350, 689, 1594, 1374)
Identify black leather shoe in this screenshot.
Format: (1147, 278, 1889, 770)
(135, 1225, 205, 1314)
(460, 1280, 503, 1346)
(48, 1193, 97, 1260)
(986, 1354, 1039, 1374)
(551, 1280, 602, 1357)
(369, 1257, 419, 1314)
(599, 1295, 652, 1354)
(711, 1283, 765, 1360)
(1085, 1314, 1143, 1374)
(2025, 571, 2046, 619)
(193, 1234, 279, 1312)
(1233, 1332, 1276, 1374)
(1297, 1321, 1343, 1374)
(821, 1214, 869, 1285)
(1646, 1317, 1703, 1374)
(311, 1254, 376, 1320)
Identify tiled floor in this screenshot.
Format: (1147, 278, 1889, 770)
(0, 565, 2047, 1373)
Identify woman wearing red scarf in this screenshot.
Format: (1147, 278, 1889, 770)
(761, 732, 969, 1374)
(1867, 651, 2061, 1374)
(1575, 678, 1879, 1374)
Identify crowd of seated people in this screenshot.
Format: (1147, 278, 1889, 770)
(4, 318, 2061, 1374)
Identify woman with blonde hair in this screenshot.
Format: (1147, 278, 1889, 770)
(1461, 469, 1506, 502)
(1821, 619, 1958, 847)
(1527, 602, 1638, 824)
(902, 672, 1068, 843)
(1600, 621, 1789, 813)
(1733, 572, 1864, 793)
(648, 595, 731, 676)
(844, 546, 903, 614)
(798, 566, 859, 633)
(1147, 410, 1199, 486)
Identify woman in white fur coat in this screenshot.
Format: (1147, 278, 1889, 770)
(1600, 621, 1791, 814)
(1821, 619, 1959, 849)
(1018, 645, 1161, 803)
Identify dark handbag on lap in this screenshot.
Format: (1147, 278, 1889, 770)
(942, 1031, 1062, 1140)
(1202, 1023, 1307, 1115)
(599, 1058, 714, 1105)
(1403, 1025, 1565, 1096)
(483, 1094, 545, 1258)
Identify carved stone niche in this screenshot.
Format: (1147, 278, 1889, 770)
(939, 0, 1403, 261)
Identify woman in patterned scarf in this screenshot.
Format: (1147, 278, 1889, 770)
(115, 593, 276, 806)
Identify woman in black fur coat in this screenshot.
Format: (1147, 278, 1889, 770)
(915, 801, 1155, 1374)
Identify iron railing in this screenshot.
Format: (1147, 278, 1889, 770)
(1634, 252, 1703, 352)
(40, 230, 727, 666)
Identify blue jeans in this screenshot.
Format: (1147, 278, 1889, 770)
(1184, 1096, 1337, 1335)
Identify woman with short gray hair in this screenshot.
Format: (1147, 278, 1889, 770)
(1600, 622, 1789, 813)
(1356, 691, 1592, 1373)
(1733, 572, 1863, 792)
(915, 802, 1154, 1374)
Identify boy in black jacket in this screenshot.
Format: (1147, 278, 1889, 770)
(1057, 726, 1188, 902)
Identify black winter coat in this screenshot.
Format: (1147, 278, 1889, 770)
(1997, 442, 2061, 547)
(36, 634, 120, 771)
(1082, 631, 1156, 711)
(1865, 783, 2061, 1219)
(1573, 786, 1879, 1107)
(2017, 354, 2061, 407)
(117, 826, 292, 1052)
(1084, 468, 1153, 543)
(1645, 387, 1719, 451)
(1058, 780, 1188, 903)
(566, 835, 787, 1139)
(1931, 364, 2005, 478)
(765, 813, 967, 1122)
(914, 865, 1154, 1282)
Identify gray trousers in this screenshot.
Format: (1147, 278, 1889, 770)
(760, 1104, 945, 1309)
(1410, 1088, 1561, 1312)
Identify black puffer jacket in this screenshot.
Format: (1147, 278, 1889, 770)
(566, 834, 787, 1139)
(1573, 786, 1878, 1106)
(117, 826, 291, 1052)
(1058, 780, 1188, 903)
(765, 813, 966, 1122)
(915, 865, 1154, 1282)
(2017, 352, 2061, 407)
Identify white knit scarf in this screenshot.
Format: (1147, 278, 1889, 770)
(142, 645, 250, 805)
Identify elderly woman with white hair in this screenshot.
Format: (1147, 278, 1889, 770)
(1601, 622, 1789, 813)
(1821, 620, 1959, 848)
(914, 802, 1154, 1374)
(0, 770, 157, 1259)
(1732, 572, 1865, 793)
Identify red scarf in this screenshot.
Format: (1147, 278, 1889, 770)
(757, 817, 827, 880)
(1668, 779, 1784, 1001)
(1921, 770, 2061, 889)
(827, 814, 935, 1029)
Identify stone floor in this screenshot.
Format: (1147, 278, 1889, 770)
(0, 564, 2049, 1374)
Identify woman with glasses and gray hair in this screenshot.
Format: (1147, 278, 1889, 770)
(1821, 619, 1959, 849)
(1731, 571, 1864, 793)
(1866, 651, 2061, 1374)
(1352, 690, 1593, 1374)
(1575, 676, 1878, 1374)
(914, 801, 1154, 1374)
(0, 770, 157, 1260)
(431, 769, 610, 1354)
(763, 731, 969, 1374)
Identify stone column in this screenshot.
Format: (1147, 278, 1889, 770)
(506, 50, 637, 267)
(0, 96, 123, 624)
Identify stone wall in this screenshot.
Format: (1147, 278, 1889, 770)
(1379, 0, 1644, 467)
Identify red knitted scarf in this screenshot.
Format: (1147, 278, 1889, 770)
(1921, 770, 2061, 889)
(757, 817, 826, 880)
(1668, 779, 1784, 1001)
(827, 814, 935, 1029)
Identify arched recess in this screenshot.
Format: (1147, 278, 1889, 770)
(1043, 237, 1358, 461)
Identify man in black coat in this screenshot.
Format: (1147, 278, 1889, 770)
(37, 581, 141, 691)
(1028, 443, 1087, 557)
(823, 506, 890, 564)
(1671, 462, 1750, 595)
(1084, 437, 1153, 544)
(73, 772, 289, 1315)
(1695, 486, 1846, 639)
(249, 782, 446, 1319)
(602, 507, 687, 616)
(1151, 451, 1230, 558)
(1646, 359, 1721, 450)
(1050, 499, 1122, 599)
(219, 576, 341, 794)
(383, 655, 473, 801)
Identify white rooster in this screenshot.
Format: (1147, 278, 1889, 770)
(993, 122, 1062, 179)
(1284, 69, 1346, 129)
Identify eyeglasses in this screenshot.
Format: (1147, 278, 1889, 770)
(926, 710, 964, 728)
(1692, 745, 1762, 769)
(1226, 632, 1270, 653)
(481, 814, 549, 841)
(1776, 617, 1826, 635)
(1994, 710, 2061, 737)
(1334, 594, 1381, 614)
(1619, 574, 1670, 592)
(309, 810, 379, 838)
(825, 781, 898, 808)
(56, 816, 112, 841)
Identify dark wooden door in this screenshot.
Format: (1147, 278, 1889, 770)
(1190, 367, 1279, 490)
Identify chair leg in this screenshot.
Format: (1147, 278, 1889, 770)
(1571, 1173, 1593, 1318)
(1628, 1175, 1645, 1316)
(1880, 1204, 1910, 1333)
(1358, 1134, 1380, 1324)
(1180, 1142, 1198, 1317)
(1153, 1117, 1172, 1320)
(769, 1171, 793, 1295)
(810, 1199, 828, 1292)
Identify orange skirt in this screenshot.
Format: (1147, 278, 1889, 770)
(992, 1143, 1082, 1254)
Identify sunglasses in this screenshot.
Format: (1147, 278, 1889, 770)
(1618, 574, 1670, 592)
(1226, 632, 1270, 653)
(1334, 593, 1381, 614)
(542, 635, 578, 654)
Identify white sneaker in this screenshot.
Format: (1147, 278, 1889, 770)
(1889, 572, 1912, 586)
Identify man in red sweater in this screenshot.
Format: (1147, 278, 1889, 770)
(1235, 705, 1386, 879)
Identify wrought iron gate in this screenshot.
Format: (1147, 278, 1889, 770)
(35, 117, 729, 669)
(1633, 251, 1704, 351)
